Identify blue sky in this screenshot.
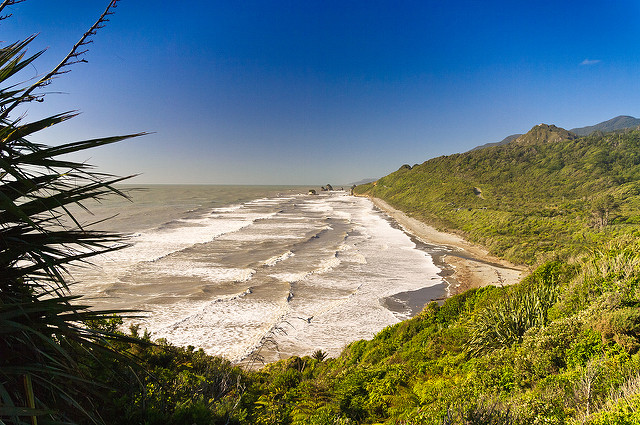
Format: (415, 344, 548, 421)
(3, 1, 640, 184)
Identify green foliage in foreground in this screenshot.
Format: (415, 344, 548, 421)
(355, 129, 640, 264)
(0, 2, 144, 424)
(83, 240, 640, 424)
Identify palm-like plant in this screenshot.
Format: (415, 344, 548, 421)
(0, 1, 145, 423)
(465, 281, 558, 355)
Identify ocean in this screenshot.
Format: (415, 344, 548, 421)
(68, 185, 448, 364)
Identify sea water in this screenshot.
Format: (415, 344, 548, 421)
(68, 185, 446, 363)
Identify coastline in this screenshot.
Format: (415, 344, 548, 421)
(367, 196, 528, 296)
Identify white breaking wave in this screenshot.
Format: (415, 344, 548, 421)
(268, 272, 309, 283)
(269, 253, 342, 283)
(315, 255, 341, 274)
(154, 263, 256, 283)
(263, 251, 295, 267)
(95, 211, 280, 273)
(212, 205, 243, 213)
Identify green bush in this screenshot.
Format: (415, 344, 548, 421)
(515, 317, 583, 385)
(465, 285, 557, 354)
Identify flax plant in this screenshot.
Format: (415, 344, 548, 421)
(466, 280, 558, 355)
(0, 1, 145, 423)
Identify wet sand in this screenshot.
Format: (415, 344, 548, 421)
(368, 197, 528, 297)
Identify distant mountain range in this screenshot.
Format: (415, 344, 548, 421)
(471, 115, 640, 151)
(358, 115, 640, 186)
(569, 115, 640, 136)
(349, 178, 378, 186)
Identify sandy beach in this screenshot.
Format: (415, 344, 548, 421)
(367, 197, 528, 295)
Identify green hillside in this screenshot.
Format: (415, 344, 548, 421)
(356, 125, 640, 265)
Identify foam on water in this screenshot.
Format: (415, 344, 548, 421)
(212, 205, 243, 213)
(268, 253, 342, 283)
(315, 255, 341, 274)
(268, 272, 310, 283)
(108, 218, 249, 262)
(299, 201, 334, 213)
(216, 233, 302, 241)
(263, 251, 295, 267)
(154, 263, 256, 283)
(88, 211, 280, 280)
(330, 210, 352, 221)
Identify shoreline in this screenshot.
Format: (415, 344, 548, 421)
(367, 196, 528, 297)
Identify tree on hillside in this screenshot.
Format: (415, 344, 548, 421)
(0, 1, 144, 423)
(591, 193, 618, 229)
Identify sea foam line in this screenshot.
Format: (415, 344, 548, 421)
(269, 253, 342, 283)
(99, 210, 280, 269)
(263, 251, 295, 267)
(155, 287, 255, 334)
(237, 285, 294, 363)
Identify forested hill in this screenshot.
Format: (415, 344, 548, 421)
(571, 115, 640, 136)
(355, 124, 640, 265)
(470, 115, 640, 151)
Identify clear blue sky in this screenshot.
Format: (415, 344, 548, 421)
(3, 1, 640, 184)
